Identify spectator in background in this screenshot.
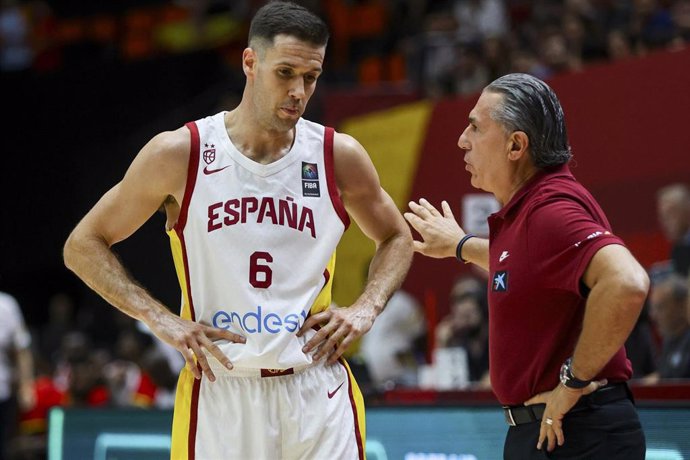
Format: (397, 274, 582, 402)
(52, 331, 109, 407)
(607, 29, 634, 59)
(140, 349, 177, 409)
(0, 291, 35, 460)
(539, 29, 582, 75)
(657, 183, 690, 276)
(509, 48, 550, 79)
(452, 0, 509, 43)
(0, 0, 33, 71)
(624, 300, 657, 382)
(435, 278, 490, 387)
(40, 292, 76, 366)
(359, 290, 425, 389)
(452, 44, 490, 96)
(673, 0, 690, 42)
(103, 328, 150, 407)
(482, 36, 510, 81)
(648, 273, 690, 381)
(629, 0, 676, 51)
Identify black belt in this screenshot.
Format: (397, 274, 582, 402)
(502, 383, 631, 426)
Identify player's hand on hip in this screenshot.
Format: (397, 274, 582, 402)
(298, 304, 375, 365)
(528, 378, 607, 452)
(404, 199, 464, 258)
(147, 312, 246, 382)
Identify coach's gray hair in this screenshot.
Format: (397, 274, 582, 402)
(485, 73, 572, 168)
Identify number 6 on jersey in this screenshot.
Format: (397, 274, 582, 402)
(249, 251, 273, 288)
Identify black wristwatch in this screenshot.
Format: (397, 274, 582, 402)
(559, 357, 592, 389)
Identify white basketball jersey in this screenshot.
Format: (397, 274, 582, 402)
(167, 112, 349, 369)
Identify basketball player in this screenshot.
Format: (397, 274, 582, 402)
(63, 2, 413, 458)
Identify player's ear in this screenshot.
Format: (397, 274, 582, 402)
(507, 131, 529, 160)
(243, 48, 257, 77)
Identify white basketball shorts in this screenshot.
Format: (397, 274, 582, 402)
(170, 358, 366, 459)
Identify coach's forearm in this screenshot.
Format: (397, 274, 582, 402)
(461, 237, 490, 271)
(63, 231, 170, 324)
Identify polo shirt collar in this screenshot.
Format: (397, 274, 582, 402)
(493, 163, 573, 219)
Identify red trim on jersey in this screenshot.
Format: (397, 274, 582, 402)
(323, 127, 350, 229)
(340, 359, 365, 460)
(176, 229, 197, 321)
(176, 122, 201, 232)
(322, 268, 331, 287)
(188, 372, 201, 460)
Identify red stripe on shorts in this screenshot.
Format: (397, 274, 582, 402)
(341, 359, 365, 460)
(188, 372, 201, 459)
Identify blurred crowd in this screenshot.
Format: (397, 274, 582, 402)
(0, 291, 183, 459)
(2, 0, 690, 96)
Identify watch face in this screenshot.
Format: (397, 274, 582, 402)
(559, 360, 590, 389)
(559, 363, 568, 385)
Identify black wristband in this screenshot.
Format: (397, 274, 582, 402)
(455, 233, 476, 263)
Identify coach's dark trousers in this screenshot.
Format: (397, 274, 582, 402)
(503, 397, 645, 459)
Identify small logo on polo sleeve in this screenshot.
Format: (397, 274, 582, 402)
(574, 230, 612, 248)
(492, 271, 508, 292)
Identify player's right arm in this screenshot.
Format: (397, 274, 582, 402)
(63, 128, 244, 381)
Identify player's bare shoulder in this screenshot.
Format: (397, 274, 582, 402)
(137, 127, 190, 180)
(332, 131, 380, 199)
(125, 126, 191, 202)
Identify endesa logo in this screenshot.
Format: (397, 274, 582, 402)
(212, 306, 307, 334)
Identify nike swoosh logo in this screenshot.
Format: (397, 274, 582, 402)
(203, 165, 231, 175)
(328, 381, 345, 399)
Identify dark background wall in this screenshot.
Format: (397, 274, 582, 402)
(0, 50, 239, 327)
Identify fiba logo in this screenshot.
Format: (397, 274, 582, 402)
(302, 162, 318, 180)
(301, 162, 320, 197)
(203, 143, 216, 164)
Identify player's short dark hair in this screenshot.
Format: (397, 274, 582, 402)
(248, 1, 329, 50)
(486, 73, 572, 168)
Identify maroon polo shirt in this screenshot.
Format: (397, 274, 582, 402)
(487, 164, 633, 405)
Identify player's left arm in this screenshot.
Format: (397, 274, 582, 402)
(299, 132, 413, 364)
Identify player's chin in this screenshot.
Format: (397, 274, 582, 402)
(275, 115, 299, 130)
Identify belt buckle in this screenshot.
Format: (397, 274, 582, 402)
(503, 406, 516, 426)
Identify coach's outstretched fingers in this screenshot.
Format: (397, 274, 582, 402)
(404, 199, 463, 259)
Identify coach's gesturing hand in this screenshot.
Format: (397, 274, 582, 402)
(404, 199, 462, 258)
